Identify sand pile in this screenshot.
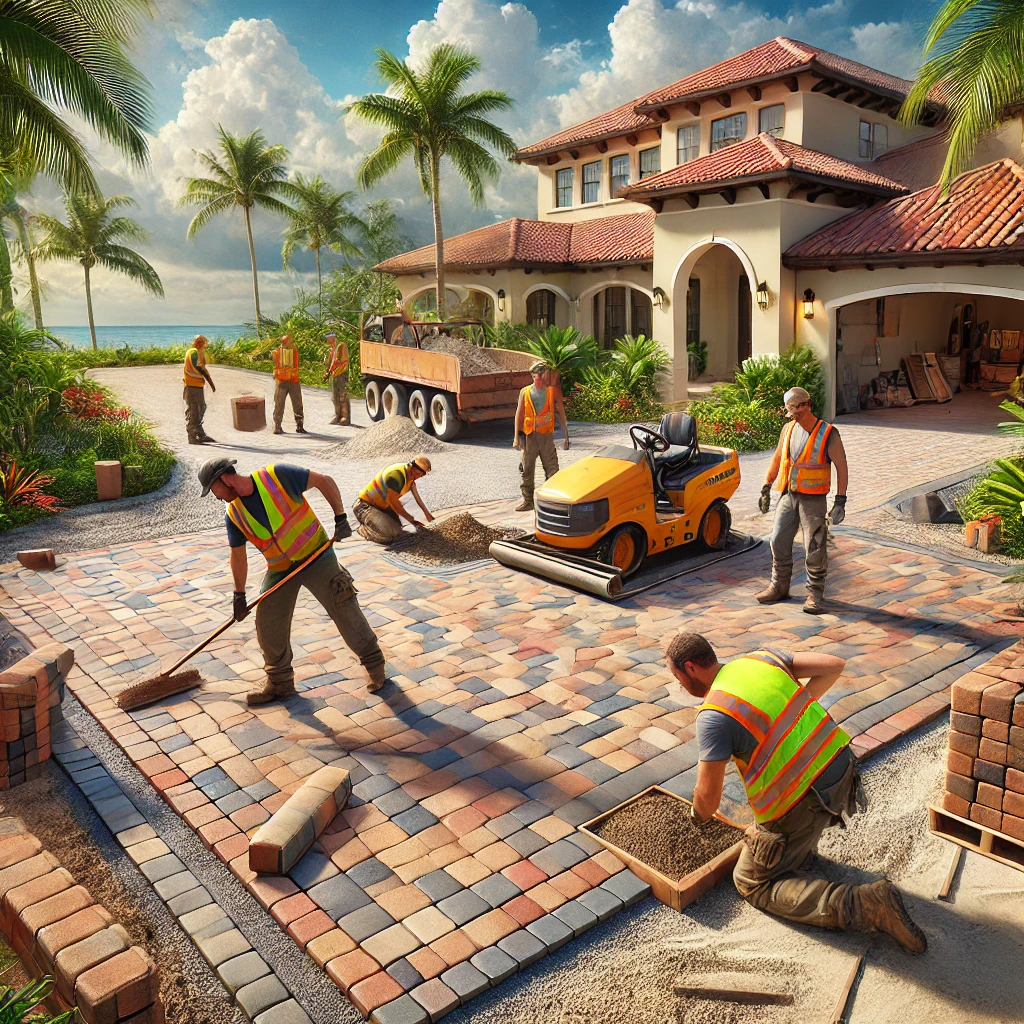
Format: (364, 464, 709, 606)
(391, 511, 524, 566)
(422, 334, 504, 375)
(319, 416, 450, 461)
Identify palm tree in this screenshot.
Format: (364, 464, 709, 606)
(179, 126, 296, 331)
(0, 0, 154, 194)
(281, 174, 363, 318)
(36, 191, 162, 350)
(347, 44, 516, 320)
(901, 0, 1024, 189)
(0, 167, 44, 328)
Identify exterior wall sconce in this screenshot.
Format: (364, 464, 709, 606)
(802, 288, 815, 319)
(756, 281, 770, 311)
(497, 289, 506, 313)
(652, 286, 669, 310)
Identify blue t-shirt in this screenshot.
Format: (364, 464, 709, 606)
(225, 464, 311, 548)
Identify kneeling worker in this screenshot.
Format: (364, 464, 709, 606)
(199, 458, 387, 702)
(183, 334, 216, 444)
(513, 363, 569, 511)
(353, 458, 434, 544)
(666, 632, 926, 954)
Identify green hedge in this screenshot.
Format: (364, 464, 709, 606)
(689, 402, 785, 452)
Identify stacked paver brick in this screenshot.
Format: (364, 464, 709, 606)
(945, 664, 1024, 842)
(0, 642, 71, 788)
(0, 817, 163, 1023)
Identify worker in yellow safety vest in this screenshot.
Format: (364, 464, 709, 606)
(666, 633, 926, 954)
(272, 334, 306, 435)
(323, 331, 350, 425)
(352, 458, 434, 544)
(757, 386, 848, 614)
(182, 334, 217, 444)
(513, 362, 569, 511)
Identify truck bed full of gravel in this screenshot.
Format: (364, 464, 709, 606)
(318, 416, 450, 461)
(421, 335, 505, 375)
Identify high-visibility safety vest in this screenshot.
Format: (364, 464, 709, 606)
(701, 651, 850, 823)
(327, 343, 349, 377)
(776, 418, 834, 495)
(226, 465, 328, 572)
(359, 463, 413, 510)
(183, 347, 206, 387)
(273, 346, 299, 383)
(522, 386, 554, 434)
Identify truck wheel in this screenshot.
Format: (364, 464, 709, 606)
(429, 392, 462, 441)
(599, 524, 646, 577)
(364, 380, 384, 421)
(409, 389, 433, 432)
(698, 499, 731, 550)
(382, 382, 409, 418)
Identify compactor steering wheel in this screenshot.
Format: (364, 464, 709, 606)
(629, 423, 670, 454)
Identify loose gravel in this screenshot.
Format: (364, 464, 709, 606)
(389, 512, 524, 566)
(317, 415, 449, 461)
(421, 334, 504, 375)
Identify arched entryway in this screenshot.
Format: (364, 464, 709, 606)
(408, 287, 462, 318)
(587, 285, 653, 348)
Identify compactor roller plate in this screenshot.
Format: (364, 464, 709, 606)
(489, 531, 761, 601)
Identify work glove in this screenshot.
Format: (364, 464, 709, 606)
(758, 484, 772, 515)
(829, 495, 847, 526)
(233, 591, 249, 622)
(333, 512, 352, 542)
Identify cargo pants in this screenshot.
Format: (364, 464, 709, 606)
(520, 431, 560, 505)
(770, 491, 828, 597)
(183, 385, 206, 440)
(331, 373, 350, 425)
(352, 498, 403, 545)
(273, 380, 304, 430)
(255, 549, 384, 687)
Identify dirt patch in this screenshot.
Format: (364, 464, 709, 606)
(318, 416, 450, 461)
(421, 335, 504, 375)
(390, 512, 524, 566)
(591, 792, 744, 880)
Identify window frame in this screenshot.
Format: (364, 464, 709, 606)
(609, 153, 630, 196)
(859, 120, 889, 159)
(555, 166, 574, 208)
(758, 104, 785, 138)
(676, 124, 700, 165)
(581, 160, 602, 204)
(526, 289, 557, 330)
(710, 112, 748, 152)
(638, 146, 661, 180)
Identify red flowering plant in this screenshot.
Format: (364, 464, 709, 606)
(0, 458, 63, 513)
(61, 385, 130, 421)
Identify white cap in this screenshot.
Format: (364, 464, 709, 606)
(784, 386, 811, 406)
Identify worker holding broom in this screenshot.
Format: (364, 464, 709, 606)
(272, 333, 307, 435)
(666, 633, 927, 954)
(199, 457, 386, 703)
(513, 363, 569, 512)
(352, 458, 434, 544)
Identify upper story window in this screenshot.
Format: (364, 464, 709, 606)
(711, 112, 747, 151)
(555, 167, 574, 207)
(610, 154, 630, 196)
(677, 125, 699, 164)
(582, 161, 601, 204)
(639, 146, 661, 180)
(758, 104, 784, 137)
(859, 121, 888, 159)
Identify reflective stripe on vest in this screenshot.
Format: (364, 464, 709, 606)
(183, 347, 205, 386)
(274, 347, 299, 382)
(701, 653, 850, 823)
(522, 386, 554, 434)
(226, 465, 327, 572)
(328, 345, 349, 377)
(359, 463, 412, 510)
(776, 419, 834, 495)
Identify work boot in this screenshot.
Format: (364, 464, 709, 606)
(187, 436, 203, 445)
(329, 417, 341, 425)
(246, 678, 296, 706)
(199, 434, 217, 444)
(515, 500, 533, 512)
(366, 663, 387, 694)
(856, 880, 927, 954)
(295, 425, 309, 434)
(755, 578, 791, 604)
(803, 590, 826, 615)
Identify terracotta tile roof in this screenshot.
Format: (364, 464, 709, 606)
(375, 211, 654, 275)
(514, 99, 658, 160)
(621, 134, 908, 200)
(784, 158, 1024, 267)
(868, 133, 949, 191)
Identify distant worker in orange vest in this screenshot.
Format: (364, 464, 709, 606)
(757, 387, 848, 614)
(323, 330, 350, 425)
(513, 362, 569, 511)
(182, 334, 217, 444)
(272, 333, 306, 435)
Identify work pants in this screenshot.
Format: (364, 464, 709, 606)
(331, 373, 350, 424)
(183, 385, 206, 440)
(520, 431, 560, 505)
(255, 549, 383, 688)
(274, 379, 304, 429)
(770, 491, 828, 595)
(352, 498, 403, 545)
(733, 759, 861, 930)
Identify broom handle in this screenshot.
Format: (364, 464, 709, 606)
(161, 537, 334, 678)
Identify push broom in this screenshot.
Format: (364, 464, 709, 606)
(114, 537, 334, 712)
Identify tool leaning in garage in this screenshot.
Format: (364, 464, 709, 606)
(491, 412, 755, 600)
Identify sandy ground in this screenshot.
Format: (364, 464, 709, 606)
(452, 719, 1024, 1024)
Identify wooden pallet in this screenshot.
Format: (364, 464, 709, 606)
(581, 785, 745, 912)
(928, 804, 1024, 874)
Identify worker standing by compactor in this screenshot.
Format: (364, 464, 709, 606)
(666, 633, 927, 954)
(513, 363, 569, 511)
(183, 334, 216, 444)
(352, 458, 434, 544)
(272, 333, 307, 435)
(324, 330, 350, 425)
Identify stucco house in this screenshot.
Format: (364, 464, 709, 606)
(376, 37, 1024, 417)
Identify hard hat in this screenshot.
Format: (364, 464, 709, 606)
(529, 361, 548, 375)
(281, 333, 292, 343)
(412, 456, 432, 473)
(198, 457, 237, 496)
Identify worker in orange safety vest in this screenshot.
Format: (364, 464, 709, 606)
(513, 362, 569, 511)
(272, 334, 306, 435)
(182, 334, 216, 444)
(323, 331, 350, 425)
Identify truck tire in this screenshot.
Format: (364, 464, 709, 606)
(429, 392, 462, 441)
(408, 389, 433, 432)
(382, 382, 409, 418)
(364, 379, 384, 421)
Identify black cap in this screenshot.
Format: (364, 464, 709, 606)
(198, 457, 237, 496)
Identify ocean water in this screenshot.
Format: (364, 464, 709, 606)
(50, 325, 247, 350)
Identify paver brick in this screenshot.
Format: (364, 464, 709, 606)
(218, 950, 271, 993)
(236, 974, 289, 1019)
(2, 866, 74, 936)
(53, 925, 130, 1004)
(497, 928, 546, 968)
(362, 923, 421, 967)
(410, 979, 459, 1022)
(37, 906, 113, 972)
(439, 961, 489, 1002)
(254, 1000, 314, 1024)
(462, 908, 518, 948)
(327, 949, 380, 992)
(981, 681, 1023, 722)
(525, 913, 573, 952)
(970, 804, 1002, 830)
(974, 759, 1006, 787)
(74, 946, 159, 1024)
(427, 928, 477, 968)
(350, 972, 404, 1017)
(551, 900, 598, 936)
(469, 945, 517, 984)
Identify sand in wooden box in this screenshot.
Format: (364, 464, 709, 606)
(582, 786, 745, 912)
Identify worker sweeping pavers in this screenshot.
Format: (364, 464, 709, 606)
(666, 632, 927, 954)
(182, 334, 216, 444)
(272, 333, 307, 435)
(323, 330, 350, 425)
(199, 457, 387, 703)
(513, 362, 570, 511)
(757, 386, 848, 614)
(352, 457, 435, 544)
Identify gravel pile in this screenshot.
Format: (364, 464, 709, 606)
(318, 416, 450, 461)
(390, 511, 524, 566)
(422, 334, 504, 375)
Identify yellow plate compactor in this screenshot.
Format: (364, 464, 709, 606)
(489, 412, 741, 598)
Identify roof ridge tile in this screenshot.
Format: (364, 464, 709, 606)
(775, 37, 816, 61)
(759, 132, 791, 168)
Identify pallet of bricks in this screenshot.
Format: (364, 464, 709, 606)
(931, 656, 1024, 870)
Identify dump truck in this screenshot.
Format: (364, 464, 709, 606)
(359, 316, 535, 440)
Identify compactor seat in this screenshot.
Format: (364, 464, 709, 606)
(651, 412, 700, 502)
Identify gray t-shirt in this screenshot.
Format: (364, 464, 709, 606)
(789, 420, 841, 462)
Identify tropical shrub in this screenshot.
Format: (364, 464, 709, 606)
(0, 977, 73, 1023)
(689, 401, 786, 452)
(526, 326, 598, 393)
(565, 334, 667, 423)
(687, 336, 708, 376)
(960, 456, 1024, 559)
(712, 345, 826, 417)
(482, 321, 533, 351)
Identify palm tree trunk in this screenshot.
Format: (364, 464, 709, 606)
(0, 235, 13, 313)
(84, 263, 97, 350)
(14, 214, 43, 329)
(430, 151, 446, 321)
(243, 204, 261, 334)
(316, 247, 322, 321)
